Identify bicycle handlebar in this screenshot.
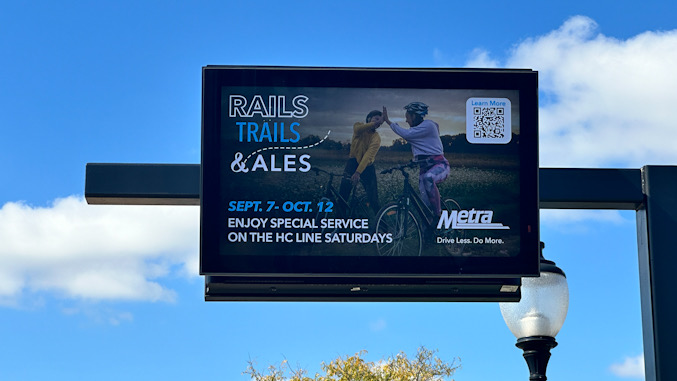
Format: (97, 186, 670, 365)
(311, 167, 359, 192)
(379, 160, 423, 175)
(310, 167, 343, 178)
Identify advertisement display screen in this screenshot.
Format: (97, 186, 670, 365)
(201, 66, 539, 280)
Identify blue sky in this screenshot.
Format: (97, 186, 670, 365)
(2, 1, 676, 380)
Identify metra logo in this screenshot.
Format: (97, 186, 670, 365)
(436, 209, 510, 230)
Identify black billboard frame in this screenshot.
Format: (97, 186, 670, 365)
(200, 66, 540, 280)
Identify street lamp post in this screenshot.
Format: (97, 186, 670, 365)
(500, 242, 569, 381)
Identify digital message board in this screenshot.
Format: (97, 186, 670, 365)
(201, 66, 539, 289)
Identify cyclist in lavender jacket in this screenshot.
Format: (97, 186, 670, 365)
(383, 102, 450, 217)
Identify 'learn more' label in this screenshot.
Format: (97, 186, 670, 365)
(466, 98, 511, 144)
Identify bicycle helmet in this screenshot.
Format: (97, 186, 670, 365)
(403, 102, 429, 116)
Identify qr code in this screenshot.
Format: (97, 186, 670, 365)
(466, 98, 511, 144)
(473, 106, 505, 138)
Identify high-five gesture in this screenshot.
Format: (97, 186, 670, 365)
(382, 106, 390, 125)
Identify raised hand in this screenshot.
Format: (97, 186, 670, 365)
(382, 106, 390, 124)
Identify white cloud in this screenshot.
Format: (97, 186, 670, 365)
(369, 318, 387, 332)
(610, 354, 645, 379)
(466, 15, 677, 168)
(433, 48, 447, 67)
(466, 48, 499, 68)
(62, 305, 134, 326)
(0, 196, 199, 306)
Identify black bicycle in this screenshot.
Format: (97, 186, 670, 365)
(374, 161, 465, 256)
(310, 167, 375, 235)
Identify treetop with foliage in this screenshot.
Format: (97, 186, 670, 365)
(244, 346, 460, 381)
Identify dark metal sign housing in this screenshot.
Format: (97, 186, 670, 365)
(200, 66, 540, 296)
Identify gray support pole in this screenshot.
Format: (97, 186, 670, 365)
(636, 166, 677, 381)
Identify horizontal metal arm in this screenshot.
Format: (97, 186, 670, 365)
(539, 167, 642, 209)
(85, 163, 200, 205)
(85, 163, 644, 209)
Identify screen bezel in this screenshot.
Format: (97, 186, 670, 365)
(200, 66, 540, 278)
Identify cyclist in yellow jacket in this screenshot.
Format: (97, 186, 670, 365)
(338, 109, 384, 214)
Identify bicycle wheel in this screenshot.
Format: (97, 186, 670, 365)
(375, 202, 422, 256)
(439, 198, 466, 255)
